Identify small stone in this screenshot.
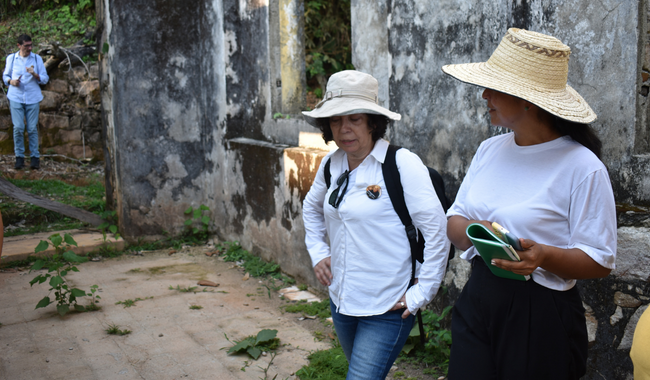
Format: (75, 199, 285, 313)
(614, 291, 642, 308)
(69, 347, 73, 350)
(262, 352, 267, 356)
(46, 359, 49, 363)
(197, 280, 219, 287)
(159, 334, 164, 337)
(243, 303, 249, 306)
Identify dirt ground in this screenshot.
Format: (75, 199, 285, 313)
(0, 154, 445, 380)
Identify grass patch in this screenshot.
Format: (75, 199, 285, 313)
(295, 346, 348, 380)
(189, 305, 203, 310)
(115, 297, 153, 308)
(282, 299, 331, 320)
(220, 241, 295, 286)
(105, 324, 131, 336)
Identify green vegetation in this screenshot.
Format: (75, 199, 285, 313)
(225, 329, 280, 360)
(282, 299, 331, 321)
(295, 346, 348, 380)
(220, 241, 294, 285)
(398, 306, 453, 376)
(28, 232, 98, 316)
(189, 305, 203, 310)
(115, 297, 153, 308)
(105, 323, 131, 336)
(1, 176, 106, 237)
(304, 0, 354, 97)
(168, 284, 213, 293)
(183, 205, 211, 242)
(0, 0, 97, 62)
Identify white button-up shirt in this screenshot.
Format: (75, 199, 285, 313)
(303, 139, 450, 316)
(3, 52, 49, 105)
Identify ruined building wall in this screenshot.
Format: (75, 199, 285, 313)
(98, 0, 648, 378)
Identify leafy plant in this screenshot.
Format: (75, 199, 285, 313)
(220, 241, 291, 283)
(28, 233, 95, 316)
(399, 306, 453, 375)
(304, 0, 354, 95)
(282, 299, 331, 321)
(295, 345, 348, 380)
(105, 323, 131, 336)
(84, 284, 101, 311)
(189, 305, 203, 310)
(183, 205, 210, 241)
(225, 329, 279, 360)
(97, 210, 120, 242)
(169, 284, 198, 293)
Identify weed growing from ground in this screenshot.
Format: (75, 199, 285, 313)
(183, 205, 210, 242)
(397, 306, 453, 376)
(282, 299, 331, 321)
(28, 233, 97, 316)
(295, 345, 348, 380)
(105, 324, 131, 336)
(115, 297, 152, 308)
(189, 305, 203, 310)
(169, 285, 198, 293)
(225, 329, 279, 360)
(220, 241, 295, 286)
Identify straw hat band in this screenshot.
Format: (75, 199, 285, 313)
(314, 89, 379, 109)
(488, 32, 569, 91)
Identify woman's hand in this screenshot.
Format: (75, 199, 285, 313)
(390, 291, 413, 319)
(492, 238, 542, 276)
(314, 257, 332, 286)
(492, 238, 612, 279)
(447, 216, 493, 250)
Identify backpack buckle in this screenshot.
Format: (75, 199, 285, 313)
(405, 225, 417, 242)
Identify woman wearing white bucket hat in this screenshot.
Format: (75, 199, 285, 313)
(442, 28, 616, 379)
(302, 70, 450, 379)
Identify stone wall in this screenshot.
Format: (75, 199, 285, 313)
(98, 0, 648, 378)
(0, 62, 103, 161)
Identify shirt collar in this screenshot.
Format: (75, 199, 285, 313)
(369, 138, 389, 164)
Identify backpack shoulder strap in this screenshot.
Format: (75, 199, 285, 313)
(324, 157, 332, 189)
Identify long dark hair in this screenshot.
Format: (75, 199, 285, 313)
(540, 110, 603, 159)
(316, 113, 390, 143)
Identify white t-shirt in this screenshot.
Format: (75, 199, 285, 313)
(447, 133, 617, 291)
(303, 139, 450, 316)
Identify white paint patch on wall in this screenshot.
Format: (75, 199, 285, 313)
(164, 98, 200, 142)
(224, 30, 239, 84)
(164, 154, 189, 178)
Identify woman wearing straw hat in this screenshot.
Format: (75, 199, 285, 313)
(302, 70, 450, 379)
(441, 28, 616, 379)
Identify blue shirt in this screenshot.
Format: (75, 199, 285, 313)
(3, 52, 49, 105)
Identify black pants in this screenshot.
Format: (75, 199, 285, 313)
(448, 258, 588, 380)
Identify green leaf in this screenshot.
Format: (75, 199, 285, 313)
(184, 206, 193, 214)
(30, 260, 45, 271)
(227, 337, 255, 354)
(247, 346, 262, 360)
(63, 251, 87, 263)
(71, 288, 87, 298)
(108, 225, 118, 234)
(35, 240, 49, 253)
(49, 276, 64, 287)
(102, 42, 109, 54)
(184, 219, 193, 226)
(57, 304, 70, 316)
(201, 216, 210, 225)
(255, 329, 278, 344)
(98, 222, 109, 230)
(199, 205, 209, 211)
(64, 233, 78, 247)
(50, 234, 63, 247)
(35, 296, 51, 309)
(74, 304, 86, 312)
(193, 209, 201, 219)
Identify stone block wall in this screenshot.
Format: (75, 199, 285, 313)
(0, 63, 103, 161)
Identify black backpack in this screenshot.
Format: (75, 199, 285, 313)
(324, 144, 454, 348)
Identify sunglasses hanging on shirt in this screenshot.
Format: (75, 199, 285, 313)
(328, 170, 350, 208)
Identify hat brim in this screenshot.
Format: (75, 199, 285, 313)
(302, 97, 401, 127)
(442, 62, 597, 124)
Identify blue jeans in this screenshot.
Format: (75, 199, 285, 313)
(331, 300, 415, 380)
(10, 101, 40, 158)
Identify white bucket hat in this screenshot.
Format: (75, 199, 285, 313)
(442, 28, 597, 124)
(302, 70, 401, 127)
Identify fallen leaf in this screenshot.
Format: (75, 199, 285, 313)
(328, 333, 335, 340)
(197, 280, 219, 287)
(242, 273, 250, 281)
(168, 250, 177, 255)
(204, 251, 217, 257)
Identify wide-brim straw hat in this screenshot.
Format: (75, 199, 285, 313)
(302, 70, 401, 127)
(442, 28, 597, 124)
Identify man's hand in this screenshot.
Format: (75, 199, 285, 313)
(25, 65, 35, 75)
(314, 257, 332, 286)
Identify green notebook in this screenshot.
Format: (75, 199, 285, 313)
(466, 223, 530, 281)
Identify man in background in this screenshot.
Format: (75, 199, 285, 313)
(2, 34, 49, 170)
